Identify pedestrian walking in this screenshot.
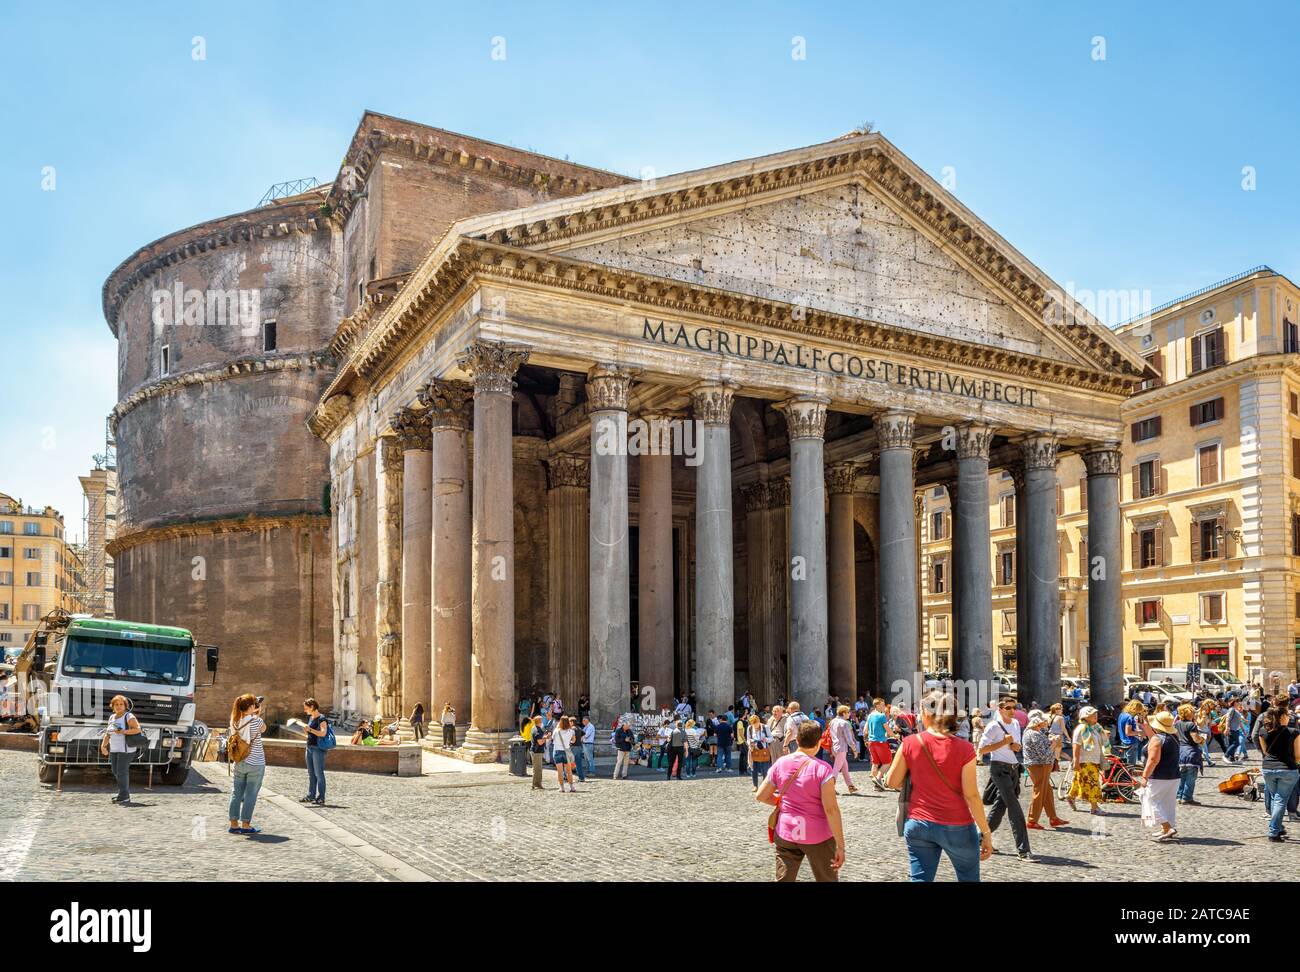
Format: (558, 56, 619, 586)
(439, 702, 457, 747)
(1118, 700, 1146, 765)
(978, 696, 1032, 860)
(552, 716, 577, 792)
(737, 711, 750, 775)
(1022, 710, 1067, 830)
(301, 698, 331, 806)
(767, 705, 788, 759)
(612, 720, 634, 779)
(1048, 702, 1070, 759)
(714, 713, 734, 772)
(756, 720, 845, 882)
(1258, 701, 1300, 842)
(1067, 706, 1106, 814)
(1174, 703, 1204, 805)
(227, 693, 267, 835)
(100, 695, 141, 806)
(664, 720, 687, 780)
(829, 705, 860, 794)
(886, 690, 993, 882)
(1138, 709, 1180, 841)
(747, 714, 772, 790)
(865, 697, 892, 790)
(528, 715, 548, 789)
(684, 719, 703, 777)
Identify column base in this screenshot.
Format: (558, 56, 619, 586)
(456, 727, 516, 763)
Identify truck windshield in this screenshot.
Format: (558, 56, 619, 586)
(61, 634, 191, 685)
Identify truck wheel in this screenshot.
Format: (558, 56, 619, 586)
(159, 763, 190, 786)
(37, 762, 57, 784)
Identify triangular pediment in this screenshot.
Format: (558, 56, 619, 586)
(559, 182, 1077, 363)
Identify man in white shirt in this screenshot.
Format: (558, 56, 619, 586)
(978, 695, 1032, 860)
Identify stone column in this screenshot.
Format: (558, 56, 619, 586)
(742, 483, 773, 705)
(391, 405, 433, 720)
(954, 423, 994, 691)
(1010, 461, 1027, 678)
(546, 453, 589, 713)
(1020, 434, 1061, 710)
(944, 477, 961, 673)
(769, 477, 791, 702)
(421, 379, 473, 739)
(877, 410, 918, 701)
(588, 365, 636, 731)
(457, 341, 529, 756)
(638, 412, 675, 712)
(1084, 445, 1124, 708)
(691, 381, 738, 716)
(374, 436, 404, 719)
(778, 397, 830, 709)
(826, 462, 859, 701)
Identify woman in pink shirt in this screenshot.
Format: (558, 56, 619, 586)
(756, 720, 845, 881)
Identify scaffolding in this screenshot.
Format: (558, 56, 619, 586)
(79, 416, 116, 617)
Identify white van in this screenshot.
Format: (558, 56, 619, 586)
(1148, 667, 1245, 696)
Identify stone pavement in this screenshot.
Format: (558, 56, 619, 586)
(0, 748, 1293, 881)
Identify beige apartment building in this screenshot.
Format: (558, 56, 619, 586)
(0, 492, 86, 650)
(922, 266, 1300, 687)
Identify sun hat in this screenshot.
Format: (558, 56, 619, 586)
(1079, 705, 1098, 720)
(1027, 709, 1049, 727)
(1148, 710, 1176, 733)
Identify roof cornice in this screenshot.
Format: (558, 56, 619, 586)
(1123, 352, 1300, 411)
(101, 197, 336, 336)
(324, 112, 631, 224)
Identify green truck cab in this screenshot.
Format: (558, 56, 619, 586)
(35, 616, 215, 785)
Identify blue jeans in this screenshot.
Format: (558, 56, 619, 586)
(716, 745, 732, 770)
(229, 762, 266, 822)
(903, 819, 981, 882)
(1177, 765, 1198, 802)
(581, 742, 594, 780)
(1225, 729, 1244, 761)
(685, 752, 698, 777)
(751, 758, 769, 788)
(1262, 768, 1299, 837)
(306, 746, 327, 802)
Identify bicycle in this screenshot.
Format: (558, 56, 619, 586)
(1055, 750, 1143, 804)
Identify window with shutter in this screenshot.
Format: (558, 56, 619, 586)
(1292, 438, 1300, 478)
(1191, 333, 1204, 373)
(1131, 531, 1141, 570)
(1079, 478, 1088, 511)
(1198, 444, 1219, 486)
(1154, 523, 1164, 566)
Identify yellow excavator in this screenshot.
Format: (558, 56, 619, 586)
(2, 607, 73, 732)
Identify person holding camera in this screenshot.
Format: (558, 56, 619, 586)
(228, 693, 267, 834)
(101, 694, 141, 805)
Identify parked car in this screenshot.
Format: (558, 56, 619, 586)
(1128, 680, 1193, 706)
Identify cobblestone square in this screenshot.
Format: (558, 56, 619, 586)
(1, 750, 1292, 882)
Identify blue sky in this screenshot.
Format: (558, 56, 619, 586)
(2, 0, 1297, 537)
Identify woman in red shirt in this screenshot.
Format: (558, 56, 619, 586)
(886, 690, 994, 881)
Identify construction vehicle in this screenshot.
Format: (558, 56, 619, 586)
(16, 609, 218, 785)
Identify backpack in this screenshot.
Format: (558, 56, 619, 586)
(316, 718, 337, 751)
(227, 717, 252, 764)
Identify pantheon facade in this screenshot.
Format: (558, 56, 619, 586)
(307, 114, 1150, 755)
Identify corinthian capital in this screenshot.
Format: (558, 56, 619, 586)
(378, 435, 406, 474)
(586, 363, 639, 412)
(546, 452, 590, 489)
(775, 396, 829, 441)
(690, 381, 739, 427)
(955, 423, 993, 461)
(456, 341, 530, 395)
(1083, 444, 1123, 478)
(826, 462, 859, 495)
(876, 410, 915, 451)
(389, 405, 433, 451)
(418, 378, 473, 431)
(1020, 434, 1059, 472)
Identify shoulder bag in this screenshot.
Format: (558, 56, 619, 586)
(767, 756, 812, 844)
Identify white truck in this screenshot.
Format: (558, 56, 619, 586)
(26, 614, 216, 785)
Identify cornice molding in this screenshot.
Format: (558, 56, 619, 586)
(106, 511, 329, 556)
(1123, 353, 1300, 410)
(102, 196, 336, 336)
(325, 120, 629, 226)
(110, 350, 335, 435)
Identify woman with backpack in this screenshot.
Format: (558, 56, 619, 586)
(227, 693, 266, 835)
(100, 694, 141, 806)
(301, 697, 332, 806)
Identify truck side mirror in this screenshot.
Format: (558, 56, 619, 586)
(206, 646, 219, 672)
